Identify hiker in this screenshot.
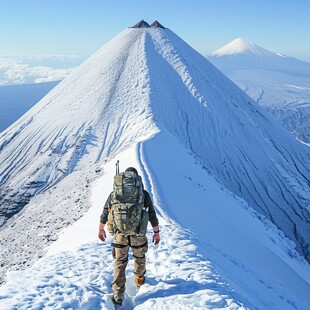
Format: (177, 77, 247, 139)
(98, 166, 160, 305)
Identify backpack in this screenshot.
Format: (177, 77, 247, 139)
(107, 165, 149, 236)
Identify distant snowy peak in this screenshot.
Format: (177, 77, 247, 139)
(208, 37, 310, 76)
(209, 38, 278, 58)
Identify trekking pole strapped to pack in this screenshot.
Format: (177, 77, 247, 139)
(115, 160, 120, 176)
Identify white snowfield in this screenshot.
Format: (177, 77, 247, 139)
(0, 27, 310, 309)
(207, 38, 310, 143)
(1, 143, 310, 309)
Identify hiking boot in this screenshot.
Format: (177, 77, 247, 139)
(112, 295, 123, 305)
(135, 275, 145, 287)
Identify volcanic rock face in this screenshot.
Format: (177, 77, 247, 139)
(150, 20, 166, 28)
(132, 20, 166, 29)
(132, 20, 150, 28)
(0, 25, 309, 267)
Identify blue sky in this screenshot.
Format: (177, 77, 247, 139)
(0, 0, 310, 61)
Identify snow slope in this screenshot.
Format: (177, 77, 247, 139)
(1, 141, 309, 309)
(208, 38, 310, 143)
(0, 25, 309, 303)
(0, 81, 59, 133)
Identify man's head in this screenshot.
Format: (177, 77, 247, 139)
(125, 167, 138, 175)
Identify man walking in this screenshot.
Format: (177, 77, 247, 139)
(98, 166, 160, 305)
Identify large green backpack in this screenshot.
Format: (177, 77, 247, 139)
(107, 167, 149, 236)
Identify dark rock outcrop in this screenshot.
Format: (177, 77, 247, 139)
(132, 20, 150, 28)
(151, 20, 166, 28)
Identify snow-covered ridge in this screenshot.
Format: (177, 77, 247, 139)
(0, 28, 157, 225)
(0, 26, 309, 286)
(144, 29, 310, 261)
(1, 139, 309, 309)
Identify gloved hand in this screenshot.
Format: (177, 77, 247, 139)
(98, 222, 106, 242)
(152, 226, 160, 245)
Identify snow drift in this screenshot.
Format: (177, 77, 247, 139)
(0, 25, 309, 284)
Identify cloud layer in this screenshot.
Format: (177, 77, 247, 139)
(0, 54, 84, 85)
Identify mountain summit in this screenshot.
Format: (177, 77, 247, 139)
(0, 24, 309, 284)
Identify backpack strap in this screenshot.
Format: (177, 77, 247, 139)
(111, 242, 127, 248)
(130, 241, 148, 249)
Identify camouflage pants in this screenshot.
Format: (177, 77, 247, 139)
(111, 234, 148, 298)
